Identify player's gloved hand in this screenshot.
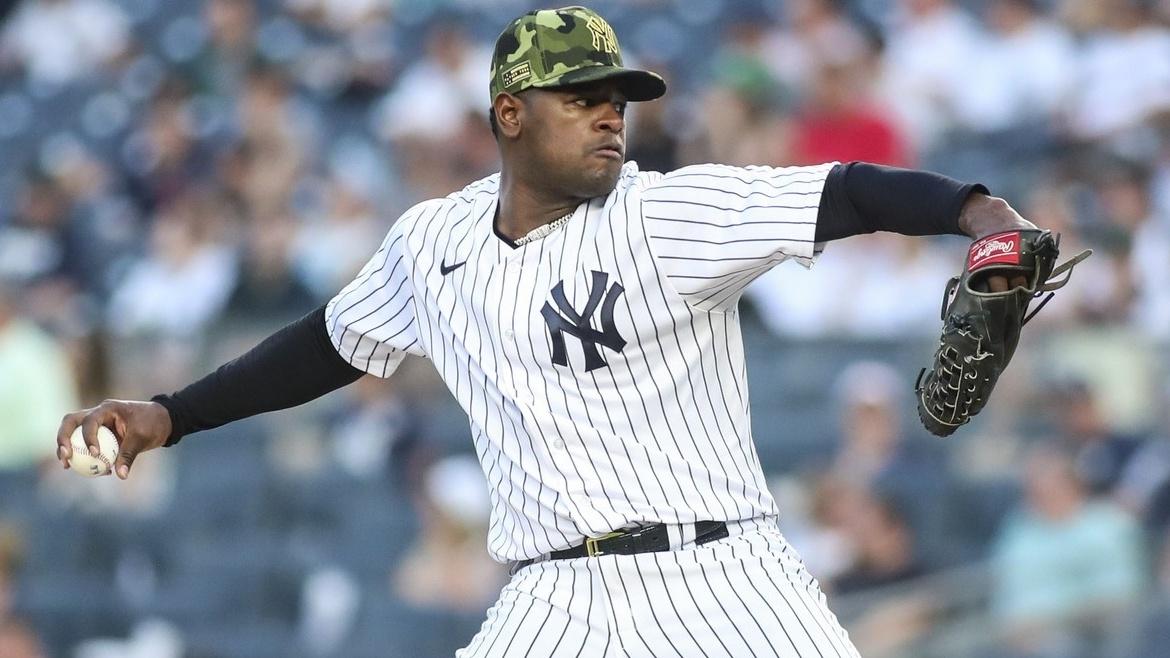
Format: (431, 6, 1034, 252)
(958, 194, 1035, 295)
(915, 229, 1092, 436)
(56, 400, 172, 479)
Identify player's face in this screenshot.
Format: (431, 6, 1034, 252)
(520, 82, 628, 199)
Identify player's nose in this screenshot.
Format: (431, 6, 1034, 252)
(595, 104, 624, 134)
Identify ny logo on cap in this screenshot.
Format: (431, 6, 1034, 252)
(585, 15, 618, 54)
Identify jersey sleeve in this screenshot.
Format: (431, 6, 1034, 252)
(325, 215, 426, 377)
(641, 162, 836, 310)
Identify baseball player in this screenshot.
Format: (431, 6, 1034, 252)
(58, 6, 1039, 656)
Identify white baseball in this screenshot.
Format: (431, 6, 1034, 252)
(69, 425, 120, 477)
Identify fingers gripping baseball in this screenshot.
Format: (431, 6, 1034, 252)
(55, 400, 172, 479)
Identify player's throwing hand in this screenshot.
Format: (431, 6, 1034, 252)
(56, 400, 172, 479)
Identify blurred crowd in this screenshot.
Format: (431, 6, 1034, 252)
(0, 0, 1169, 656)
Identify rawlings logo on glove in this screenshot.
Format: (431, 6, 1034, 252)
(915, 229, 1092, 437)
(968, 233, 1021, 269)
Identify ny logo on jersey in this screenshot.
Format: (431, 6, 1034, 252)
(541, 271, 626, 372)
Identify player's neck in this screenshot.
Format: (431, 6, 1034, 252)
(495, 174, 579, 244)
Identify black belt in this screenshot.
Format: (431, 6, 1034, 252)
(512, 520, 729, 572)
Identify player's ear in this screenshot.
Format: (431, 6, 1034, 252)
(493, 92, 523, 140)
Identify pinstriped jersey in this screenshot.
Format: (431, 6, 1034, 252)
(325, 160, 835, 562)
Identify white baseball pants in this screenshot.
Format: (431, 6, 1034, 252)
(457, 518, 861, 657)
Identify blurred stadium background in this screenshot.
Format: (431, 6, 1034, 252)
(0, 0, 1168, 656)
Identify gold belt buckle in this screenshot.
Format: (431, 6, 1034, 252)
(585, 531, 624, 557)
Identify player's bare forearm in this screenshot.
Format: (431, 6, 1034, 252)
(958, 193, 1037, 239)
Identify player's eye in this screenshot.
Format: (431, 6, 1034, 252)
(571, 96, 626, 115)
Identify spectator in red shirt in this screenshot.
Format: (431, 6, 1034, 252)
(792, 60, 911, 167)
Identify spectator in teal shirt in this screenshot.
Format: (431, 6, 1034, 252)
(991, 442, 1145, 657)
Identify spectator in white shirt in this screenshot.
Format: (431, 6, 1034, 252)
(760, 0, 872, 94)
(107, 190, 237, 339)
(373, 21, 489, 143)
(1, 0, 130, 84)
(1095, 160, 1170, 339)
(880, 0, 983, 151)
(953, 0, 1076, 134)
(1069, 0, 1170, 140)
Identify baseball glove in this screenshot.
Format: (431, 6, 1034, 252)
(915, 229, 1091, 437)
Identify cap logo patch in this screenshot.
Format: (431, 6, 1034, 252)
(968, 232, 1021, 270)
(503, 61, 532, 88)
(586, 15, 618, 54)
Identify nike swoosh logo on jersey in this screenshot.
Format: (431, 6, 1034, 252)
(440, 260, 466, 275)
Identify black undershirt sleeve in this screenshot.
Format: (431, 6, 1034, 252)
(814, 161, 989, 242)
(151, 304, 364, 446)
(150, 164, 980, 446)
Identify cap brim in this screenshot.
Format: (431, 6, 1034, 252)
(536, 65, 666, 102)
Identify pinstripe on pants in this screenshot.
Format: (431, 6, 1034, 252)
(457, 519, 860, 658)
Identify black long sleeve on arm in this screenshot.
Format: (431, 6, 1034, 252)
(814, 161, 989, 242)
(152, 304, 364, 446)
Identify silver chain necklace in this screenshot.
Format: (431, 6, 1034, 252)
(512, 211, 574, 247)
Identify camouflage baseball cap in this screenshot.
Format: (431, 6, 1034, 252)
(489, 6, 666, 103)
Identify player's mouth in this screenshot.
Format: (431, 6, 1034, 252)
(593, 143, 624, 160)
